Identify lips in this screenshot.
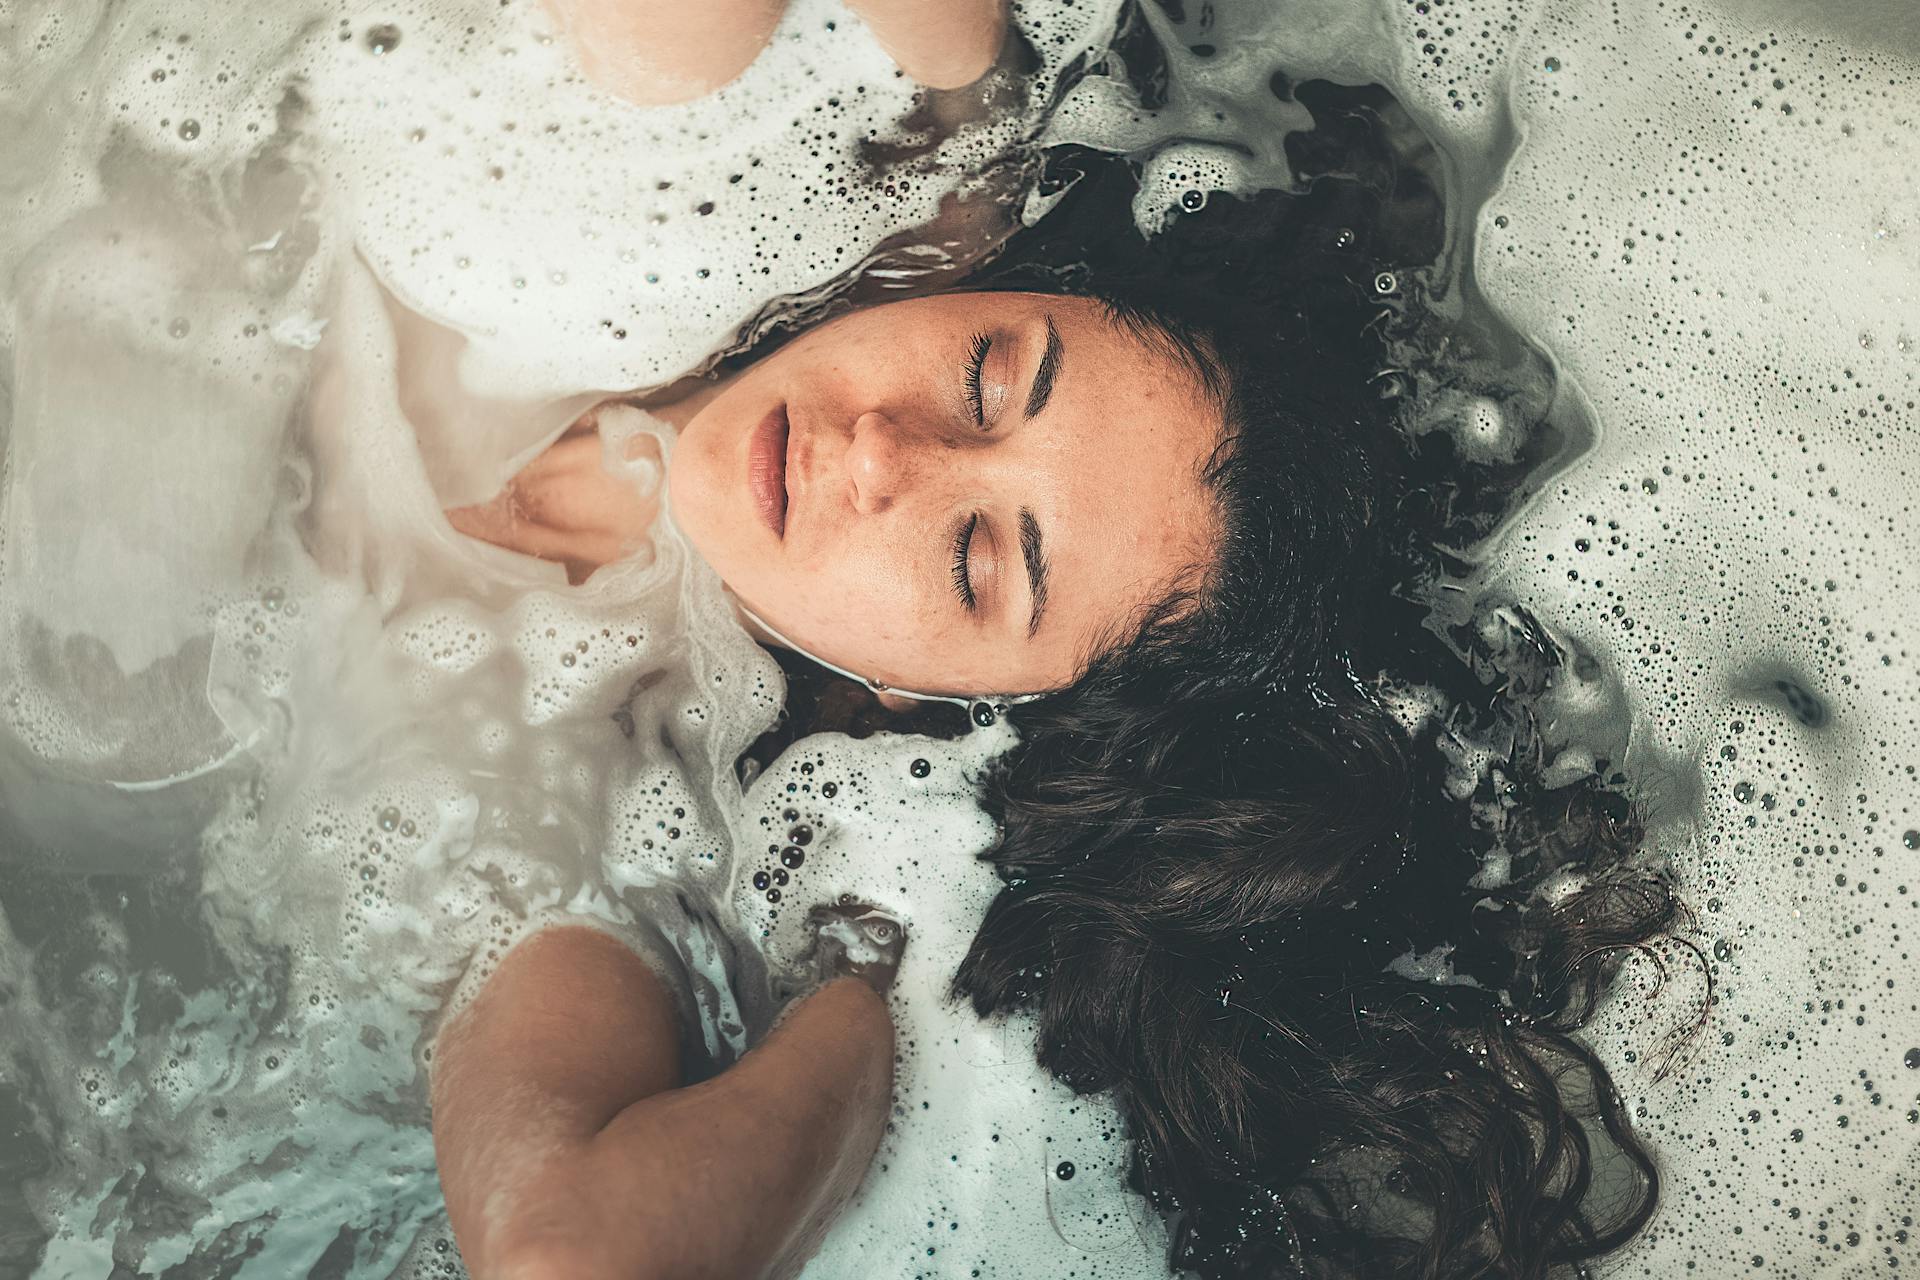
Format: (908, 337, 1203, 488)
(749, 403, 790, 538)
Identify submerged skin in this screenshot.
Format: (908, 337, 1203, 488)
(546, 0, 1010, 105)
(433, 928, 896, 1280)
(433, 14, 1229, 1280)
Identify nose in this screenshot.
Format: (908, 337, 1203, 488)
(843, 409, 920, 515)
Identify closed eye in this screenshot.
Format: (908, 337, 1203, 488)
(950, 512, 979, 610)
(964, 331, 991, 426)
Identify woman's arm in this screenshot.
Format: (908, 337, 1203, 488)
(431, 924, 898, 1280)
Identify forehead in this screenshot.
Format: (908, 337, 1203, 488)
(958, 291, 1224, 678)
(1053, 319, 1215, 583)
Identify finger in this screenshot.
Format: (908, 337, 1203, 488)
(842, 0, 1008, 90)
(516, 427, 658, 492)
(505, 449, 657, 540)
(509, 432, 604, 487)
(446, 492, 519, 547)
(447, 494, 630, 571)
(532, 466, 658, 540)
(615, 426, 664, 466)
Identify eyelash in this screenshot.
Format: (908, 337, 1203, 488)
(951, 330, 998, 611)
(964, 331, 992, 426)
(951, 512, 979, 611)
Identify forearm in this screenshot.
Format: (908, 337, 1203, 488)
(431, 927, 686, 1277)
(579, 978, 897, 1277)
(432, 927, 897, 1280)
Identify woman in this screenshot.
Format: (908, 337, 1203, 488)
(431, 282, 1235, 1280)
(431, 9, 1689, 1280)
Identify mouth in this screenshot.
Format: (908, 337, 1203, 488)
(748, 403, 790, 539)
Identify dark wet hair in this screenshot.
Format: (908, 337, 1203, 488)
(943, 87, 1699, 1280)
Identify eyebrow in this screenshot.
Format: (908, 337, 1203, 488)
(1019, 506, 1049, 638)
(1023, 315, 1064, 419)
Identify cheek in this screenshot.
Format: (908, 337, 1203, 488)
(797, 543, 912, 631)
(777, 544, 942, 674)
(666, 427, 735, 560)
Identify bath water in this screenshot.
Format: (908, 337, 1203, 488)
(0, 0, 1915, 1275)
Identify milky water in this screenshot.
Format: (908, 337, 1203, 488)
(1, 0, 1917, 1277)
(1, 1, 1167, 1275)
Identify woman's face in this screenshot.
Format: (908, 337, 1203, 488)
(668, 291, 1223, 698)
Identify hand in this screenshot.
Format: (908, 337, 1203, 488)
(446, 405, 662, 584)
(803, 899, 908, 995)
(547, 0, 1009, 106)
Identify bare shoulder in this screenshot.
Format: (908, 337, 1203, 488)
(547, 0, 786, 106)
(549, 0, 1009, 106)
(842, 0, 1008, 91)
